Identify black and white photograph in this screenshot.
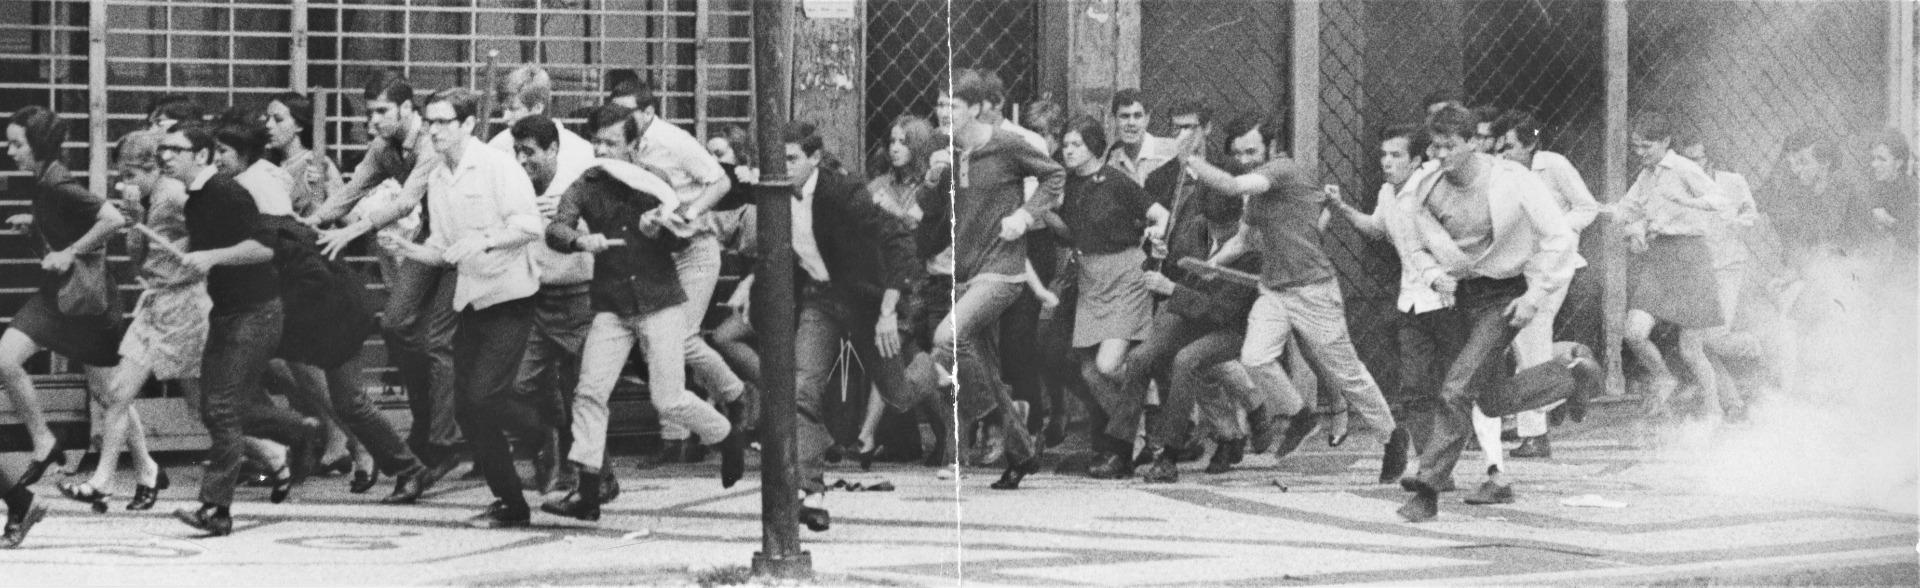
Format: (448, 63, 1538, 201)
(0, 0, 1915, 585)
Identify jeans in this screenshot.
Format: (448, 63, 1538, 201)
(571, 310, 730, 469)
(672, 234, 745, 406)
(452, 297, 546, 507)
(1241, 279, 1395, 438)
(794, 289, 923, 490)
(934, 279, 1033, 464)
(292, 353, 422, 476)
(197, 299, 284, 507)
(515, 283, 593, 456)
(1409, 276, 1574, 487)
(383, 257, 462, 458)
(1504, 278, 1571, 439)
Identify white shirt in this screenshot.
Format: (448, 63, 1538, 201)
(424, 137, 544, 310)
(234, 159, 295, 216)
(792, 170, 830, 282)
(1528, 150, 1600, 234)
(490, 127, 597, 285)
(1000, 119, 1046, 201)
(1374, 174, 1447, 313)
(634, 115, 727, 209)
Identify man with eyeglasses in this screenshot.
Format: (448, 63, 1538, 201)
(161, 122, 284, 537)
(374, 88, 549, 528)
(310, 71, 471, 485)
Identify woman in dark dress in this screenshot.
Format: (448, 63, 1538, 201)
(1, 106, 129, 547)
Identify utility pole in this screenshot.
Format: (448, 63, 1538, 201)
(748, 0, 809, 579)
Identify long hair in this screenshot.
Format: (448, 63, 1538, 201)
(269, 91, 317, 149)
(9, 106, 67, 165)
(878, 115, 937, 182)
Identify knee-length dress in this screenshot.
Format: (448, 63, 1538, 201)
(117, 176, 211, 380)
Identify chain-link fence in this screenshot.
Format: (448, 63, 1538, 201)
(1138, 0, 1290, 133)
(864, 0, 1036, 159)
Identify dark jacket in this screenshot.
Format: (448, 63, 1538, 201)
(1160, 183, 1260, 328)
(262, 214, 375, 369)
(547, 168, 690, 318)
(802, 169, 919, 307)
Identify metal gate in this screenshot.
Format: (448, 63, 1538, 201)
(0, 0, 753, 446)
(864, 0, 1037, 158)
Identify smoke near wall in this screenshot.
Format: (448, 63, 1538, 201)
(1652, 249, 1917, 515)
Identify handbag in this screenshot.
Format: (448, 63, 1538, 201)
(44, 232, 115, 316)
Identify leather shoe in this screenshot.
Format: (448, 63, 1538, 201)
(540, 470, 602, 522)
(467, 500, 531, 529)
(174, 504, 233, 536)
(1397, 478, 1440, 522)
(601, 471, 622, 504)
(1085, 452, 1133, 479)
(719, 400, 747, 488)
(1, 502, 47, 548)
(798, 505, 830, 532)
(1273, 410, 1317, 459)
(1246, 407, 1276, 454)
(1141, 451, 1179, 483)
(382, 464, 440, 504)
(988, 457, 1039, 490)
(1463, 480, 1515, 505)
(1379, 428, 1409, 484)
(1511, 435, 1551, 459)
(1205, 439, 1244, 474)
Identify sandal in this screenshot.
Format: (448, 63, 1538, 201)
(58, 480, 108, 508)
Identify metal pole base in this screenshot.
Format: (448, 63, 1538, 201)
(751, 550, 814, 579)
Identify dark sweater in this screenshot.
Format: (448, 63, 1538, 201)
(186, 172, 280, 312)
(952, 127, 1064, 282)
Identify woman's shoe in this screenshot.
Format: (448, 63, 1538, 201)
(349, 468, 380, 494)
(18, 442, 67, 488)
(857, 444, 884, 472)
(269, 465, 295, 504)
(128, 471, 170, 511)
(57, 480, 109, 513)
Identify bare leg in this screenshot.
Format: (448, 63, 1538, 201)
(1623, 309, 1677, 414)
(0, 330, 53, 460)
(1674, 328, 1720, 420)
(857, 386, 885, 452)
(87, 363, 161, 490)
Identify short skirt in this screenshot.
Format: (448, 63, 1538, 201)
(7, 290, 122, 367)
(1072, 248, 1152, 348)
(1630, 235, 1725, 329)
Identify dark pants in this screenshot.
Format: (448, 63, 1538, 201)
(1409, 277, 1573, 487)
(1117, 311, 1246, 450)
(452, 296, 544, 507)
(938, 279, 1035, 465)
(794, 288, 921, 493)
(383, 258, 461, 460)
(297, 353, 422, 476)
(514, 283, 592, 458)
(1393, 312, 1442, 455)
(999, 291, 1047, 422)
(198, 299, 285, 507)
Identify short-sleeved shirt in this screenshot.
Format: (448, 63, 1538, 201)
(1060, 165, 1153, 255)
(1244, 158, 1335, 289)
(185, 168, 280, 311)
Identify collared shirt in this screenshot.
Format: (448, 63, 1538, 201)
(424, 137, 544, 311)
(1374, 175, 1447, 313)
(1529, 150, 1600, 234)
(316, 119, 433, 224)
(1105, 134, 1176, 185)
(1394, 155, 1581, 307)
(633, 115, 727, 210)
(234, 159, 295, 216)
(1619, 150, 1727, 237)
(547, 168, 689, 318)
(953, 127, 1065, 284)
(792, 170, 831, 282)
(490, 127, 597, 285)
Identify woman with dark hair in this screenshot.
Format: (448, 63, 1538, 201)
(2, 106, 130, 545)
(1055, 115, 1155, 460)
(1617, 112, 1727, 419)
(1864, 129, 1917, 254)
(266, 92, 345, 219)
